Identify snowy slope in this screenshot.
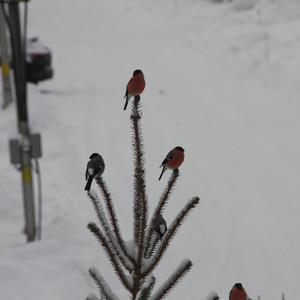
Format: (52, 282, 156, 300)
(1, 0, 300, 299)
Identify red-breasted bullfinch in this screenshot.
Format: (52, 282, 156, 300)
(229, 283, 248, 300)
(152, 214, 167, 240)
(85, 153, 105, 191)
(159, 146, 185, 180)
(124, 69, 145, 110)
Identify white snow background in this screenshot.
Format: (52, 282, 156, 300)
(1, 0, 300, 299)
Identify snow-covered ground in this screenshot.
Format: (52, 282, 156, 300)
(1, 0, 300, 299)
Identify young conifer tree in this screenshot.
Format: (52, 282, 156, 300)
(86, 95, 199, 299)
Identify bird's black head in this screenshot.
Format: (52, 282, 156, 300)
(133, 69, 143, 76)
(89, 153, 100, 159)
(213, 296, 219, 300)
(234, 283, 243, 290)
(175, 146, 184, 152)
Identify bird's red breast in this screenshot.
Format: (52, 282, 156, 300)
(229, 287, 247, 300)
(166, 149, 185, 169)
(127, 73, 145, 97)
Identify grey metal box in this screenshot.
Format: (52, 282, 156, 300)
(9, 133, 42, 164)
(30, 133, 42, 159)
(9, 138, 21, 164)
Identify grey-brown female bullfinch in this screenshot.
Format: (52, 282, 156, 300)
(124, 69, 145, 110)
(152, 214, 167, 240)
(159, 146, 185, 180)
(205, 292, 219, 300)
(84, 153, 105, 191)
(229, 283, 248, 300)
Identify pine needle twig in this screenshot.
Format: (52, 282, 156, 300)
(137, 275, 156, 300)
(131, 96, 148, 262)
(86, 293, 100, 300)
(144, 170, 179, 256)
(89, 267, 120, 300)
(87, 190, 133, 272)
(95, 177, 134, 263)
(130, 96, 149, 298)
(142, 197, 199, 276)
(88, 222, 132, 292)
(150, 259, 192, 300)
(145, 232, 160, 259)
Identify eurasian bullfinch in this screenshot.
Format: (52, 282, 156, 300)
(124, 69, 145, 110)
(229, 283, 248, 300)
(85, 153, 105, 191)
(159, 146, 185, 180)
(205, 292, 219, 300)
(152, 214, 167, 240)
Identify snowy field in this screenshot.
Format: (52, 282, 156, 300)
(1, 0, 300, 299)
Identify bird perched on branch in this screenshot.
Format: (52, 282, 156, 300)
(85, 153, 105, 191)
(229, 283, 248, 300)
(124, 69, 145, 110)
(159, 146, 185, 180)
(152, 214, 167, 240)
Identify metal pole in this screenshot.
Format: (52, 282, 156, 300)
(21, 135, 36, 241)
(34, 159, 42, 240)
(8, 1, 28, 132)
(0, 4, 13, 109)
(8, 1, 36, 242)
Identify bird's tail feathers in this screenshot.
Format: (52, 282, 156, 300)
(124, 88, 132, 110)
(159, 166, 166, 181)
(123, 97, 129, 110)
(85, 175, 94, 191)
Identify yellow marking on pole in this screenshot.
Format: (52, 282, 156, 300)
(2, 63, 10, 78)
(22, 167, 32, 183)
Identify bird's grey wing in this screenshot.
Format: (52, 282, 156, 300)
(161, 150, 174, 166)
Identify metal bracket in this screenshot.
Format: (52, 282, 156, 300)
(9, 133, 42, 165)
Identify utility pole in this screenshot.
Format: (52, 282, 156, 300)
(10, 0, 36, 242)
(8, 1, 28, 132)
(0, 3, 13, 108)
(3, 0, 36, 242)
